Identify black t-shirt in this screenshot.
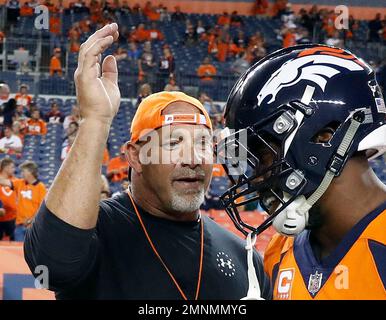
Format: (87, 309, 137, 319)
(24, 193, 272, 300)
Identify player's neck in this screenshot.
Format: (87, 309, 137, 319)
(312, 163, 386, 259)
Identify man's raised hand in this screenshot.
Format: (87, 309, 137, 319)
(74, 23, 120, 125)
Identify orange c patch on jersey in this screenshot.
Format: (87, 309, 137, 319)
(276, 268, 295, 300)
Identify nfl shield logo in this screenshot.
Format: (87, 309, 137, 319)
(308, 271, 323, 296)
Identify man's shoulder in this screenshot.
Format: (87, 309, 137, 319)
(98, 192, 135, 222)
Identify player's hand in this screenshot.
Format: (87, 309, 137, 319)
(74, 23, 120, 125)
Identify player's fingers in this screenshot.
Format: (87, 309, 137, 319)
(77, 23, 118, 70)
(82, 36, 114, 72)
(101, 55, 118, 85)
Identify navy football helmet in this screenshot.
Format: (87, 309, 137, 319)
(217, 44, 386, 237)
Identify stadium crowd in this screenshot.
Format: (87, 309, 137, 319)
(0, 0, 385, 243)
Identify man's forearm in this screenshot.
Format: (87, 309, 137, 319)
(46, 118, 111, 229)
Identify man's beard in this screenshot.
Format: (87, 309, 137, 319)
(170, 188, 205, 213)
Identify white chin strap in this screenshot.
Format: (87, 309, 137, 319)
(241, 233, 264, 300)
(273, 195, 311, 236)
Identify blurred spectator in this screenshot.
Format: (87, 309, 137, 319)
(296, 28, 311, 44)
(325, 30, 343, 48)
(298, 8, 313, 34)
(148, 22, 164, 41)
(171, 6, 185, 22)
(63, 105, 80, 131)
(199, 92, 215, 114)
(0, 160, 46, 241)
(255, 0, 269, 16)
(12, 121, 25, 142)
(344, 15, 359, 41)
(127, 41, 141, 62)
(6, 0, 20, 26)
(26, 109, 47, 136)
(64, 121, 79, 142)
(112, 179, 130, 197)
(234, 30, 248, 50)
(0, 126, 23, 155)
(197, 57, 217, 82)
(12, 104, 28, 131)
(132, 23, 150, 42)
(107, 146, 129, 182)
(184, 23, 198, 46)
(45, 102, 64, 123)
(159, 5, 170, 22)
(217, 12, 231, 26)
(196, 20, 206, 36)
(230, 11, 243, 27)
(281, 24, 297, 48)
(0, 158, 16, 240)
(50, 48, 63, 76)
(138, 41, 157, 87)
(272, 0, 288, 19)
(61, 133, 75, 161)
(281, 3, 296, 28)
(49, 12, 62, 51)
(231, 52, 250, 76)
(368, 13, 383, 43)
(14, 84, 32, 108)
(216, 29, 230, 62)
(70, 38, 81, 53)
(121, 0, 131, 15)
(136, 83, 152, 107)
(0, 83, 10, 107)
(20, 1, 33, 16)
(159, 46, 175, 75)
(2, 98, 16, 126)
(164, 74, 180, 91)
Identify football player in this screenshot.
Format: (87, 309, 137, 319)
(217, 44, 386, 299)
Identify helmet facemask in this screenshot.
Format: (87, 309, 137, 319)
(216, 101, 312, 237)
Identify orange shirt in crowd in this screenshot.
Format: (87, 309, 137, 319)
(283, 31, 296, 48)
(0, 31, 4, 43)
(133, 28, 150, 42)
(217, 15, 231, 26)
(12, 179, 46, 225)
(197, 64, 217, 81)
(14, 93, 32, 107)
(26, 119, 47, 136)
(70, 40, 80, 53)
(212, 164, 226, 177)
(107, 156, 128, 182)
(255, 0, 269, 15)
(20, 5, 34, 16)
(50, 55, 62, 76)
(148, 29, 164, 41)
(0, 185, 17, 222)
(217, 41, 229, 62)
(49, 16, 61, 35)
(147, 11, 160, 21)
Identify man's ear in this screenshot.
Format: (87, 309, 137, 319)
(125, 142, 143, 175)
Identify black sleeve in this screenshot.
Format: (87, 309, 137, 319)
(24, 201, 99, 292)
(253, 251, 273, 300)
